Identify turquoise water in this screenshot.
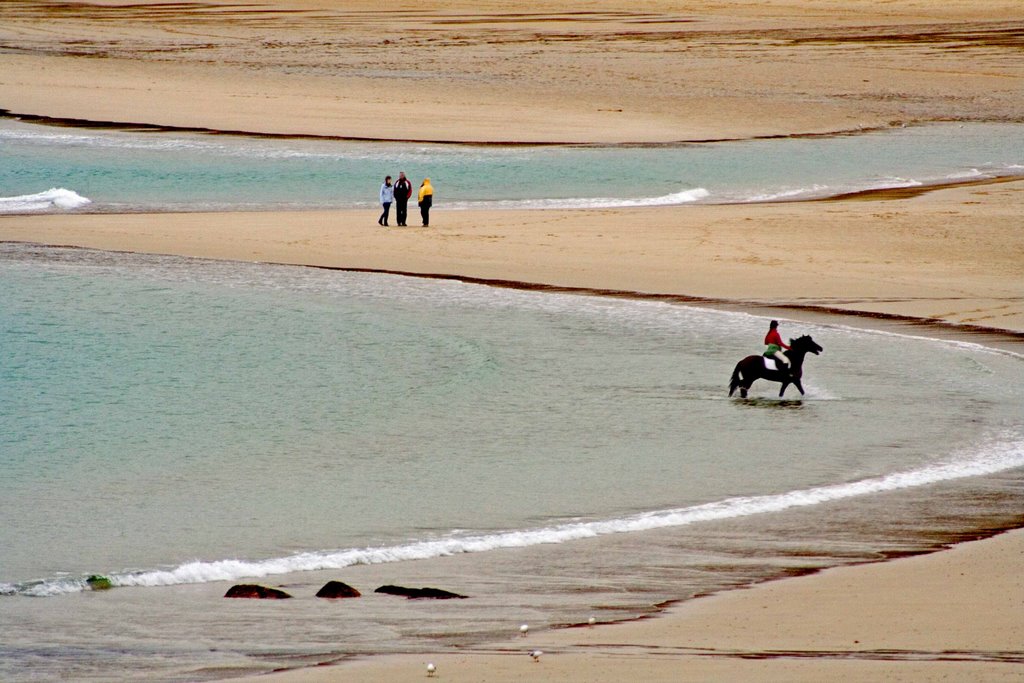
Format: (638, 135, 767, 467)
(1, 243, 1023, 680)
(1, 120, 1022, 212)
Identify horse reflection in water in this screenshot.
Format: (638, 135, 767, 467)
(729, 335, 823, 399)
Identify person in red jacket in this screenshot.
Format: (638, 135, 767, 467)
(763, 320, 791, 372)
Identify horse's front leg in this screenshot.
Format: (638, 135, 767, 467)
(794, 379, 805, 395)
(778, 381, 789, 397)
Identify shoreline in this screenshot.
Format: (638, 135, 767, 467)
(3, 180, 1022, 335)
(1, 107, 908, 146)
(8, 107, 1023, 147)
(7, 240, 1023, 352)
(250, 527, 1024, 682)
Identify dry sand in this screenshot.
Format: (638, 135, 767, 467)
(2, 0, 1023, 143)
(2, 1, 1023, 680)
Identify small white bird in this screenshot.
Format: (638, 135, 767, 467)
(588, 616, 596, 627)
(529, 649, 543, 662)
(519, 623, 529, 637)
(426, 662, 436, 677)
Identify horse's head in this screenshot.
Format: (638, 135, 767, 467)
(790, 335, 823, 355)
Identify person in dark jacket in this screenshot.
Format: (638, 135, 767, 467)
(393, 172, 413, 226)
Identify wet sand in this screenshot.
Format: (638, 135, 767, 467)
(245, 528, 1024, 683)
(2, 1, 1023, 680)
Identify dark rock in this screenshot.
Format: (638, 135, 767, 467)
(315, 581, 361, 599)
(224, 584, 292, 599)
(374, 585, 422, 598)
(374, 585, 468, 600)
(413, 586, 468, 600)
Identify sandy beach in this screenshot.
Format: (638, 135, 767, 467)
(2, 0, 1023, 143)
(246, 528, 1024, 683)
(3, 178, 1023, 335)
(2, 0, 1023, 680)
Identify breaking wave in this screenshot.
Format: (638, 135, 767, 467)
(0, 188, 91, 213)
(452, 187, 711, 210)
(5, 429, 1022, 598)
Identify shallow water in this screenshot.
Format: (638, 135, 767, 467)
(1, 120, 1022, 212)
(1, 243, 1022, 680)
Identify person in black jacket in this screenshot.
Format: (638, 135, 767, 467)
(393, 172, 413, 226)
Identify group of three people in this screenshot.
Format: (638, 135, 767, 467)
(379, 172, 433, 227)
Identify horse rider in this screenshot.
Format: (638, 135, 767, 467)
(763, 320, 791, 373)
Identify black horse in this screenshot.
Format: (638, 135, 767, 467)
(729, 335, 823, 398)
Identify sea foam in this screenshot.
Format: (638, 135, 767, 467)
(465, 187, 711, 210)
(8, 430, 1022, 597)
(0, 188, 92, 213)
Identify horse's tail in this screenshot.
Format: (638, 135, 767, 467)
(728, 362, 742, 396)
